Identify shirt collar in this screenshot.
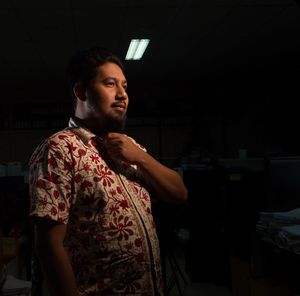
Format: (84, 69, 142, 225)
(68, 117, 100, 145)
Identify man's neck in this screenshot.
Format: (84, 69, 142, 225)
(73, 116, 107, 138)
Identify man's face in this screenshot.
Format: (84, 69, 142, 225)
(84, 62, 128, 133)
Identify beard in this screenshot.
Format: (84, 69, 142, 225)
(85, 98, 128, 136)
(103, 113, 127, 133)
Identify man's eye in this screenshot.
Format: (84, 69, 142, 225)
(106, 82, 115, 87)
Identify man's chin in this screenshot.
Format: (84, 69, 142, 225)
(106, 116, 127, 133)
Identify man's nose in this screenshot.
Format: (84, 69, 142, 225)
(116, 87, 127, 100)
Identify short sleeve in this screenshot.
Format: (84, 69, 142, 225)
(29, 137, 74, 224)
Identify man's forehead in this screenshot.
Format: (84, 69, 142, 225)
(97, 62, 126, 81)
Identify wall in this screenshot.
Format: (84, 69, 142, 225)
(1, 112, 300, 169)
(0, 122, 194, 169)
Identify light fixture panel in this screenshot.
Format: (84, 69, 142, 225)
(125, 39, 150, 60)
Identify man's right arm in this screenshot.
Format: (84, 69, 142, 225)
(34, 218, 79, 296)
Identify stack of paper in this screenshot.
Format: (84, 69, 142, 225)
(256, 208, 300, 254)
(1, 275, 31, 296)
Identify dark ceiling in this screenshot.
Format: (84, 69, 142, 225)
(1, 0, 300, 120)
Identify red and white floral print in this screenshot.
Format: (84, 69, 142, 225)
(29, 118, 163, 295)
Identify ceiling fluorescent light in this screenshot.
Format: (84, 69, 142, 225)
(133, 39, 149, 60)
(125, 39, 150, 60)
(125, 39, 139, 60)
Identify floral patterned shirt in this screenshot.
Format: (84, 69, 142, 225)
(29, 118, 163, 295)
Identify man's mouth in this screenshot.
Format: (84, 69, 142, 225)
(112, 103, 126, 111)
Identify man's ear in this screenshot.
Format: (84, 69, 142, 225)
(73, 83, 86, 101)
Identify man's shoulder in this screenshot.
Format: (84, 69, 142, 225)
(30, 128, 76, 154)
(48, 127, 79, 143)
(29, 128, 79, 164)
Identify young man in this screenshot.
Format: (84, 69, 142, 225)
(29, 47, 188, 296)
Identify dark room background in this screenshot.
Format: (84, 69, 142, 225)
(1, 0, 300, 295)
(0, 0, 299, 166)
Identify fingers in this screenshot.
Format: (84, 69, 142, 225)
(103, 133, 127, 160)
(105, 132, 122, 140)
(104, 133, 124, 148)
(103, 133, 139, 163)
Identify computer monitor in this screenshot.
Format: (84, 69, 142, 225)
(265, 157, 300, 211)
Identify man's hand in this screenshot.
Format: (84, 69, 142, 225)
(103, 133, 144, 164)
(103, 132, 188, 204)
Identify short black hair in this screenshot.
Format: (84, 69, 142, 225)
(66, 46, 124, 109)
